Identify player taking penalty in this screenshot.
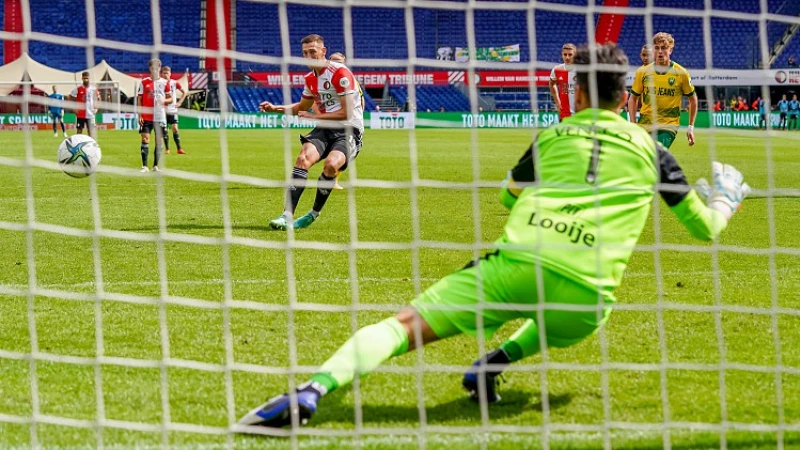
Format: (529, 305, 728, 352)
(260, 34, 364, 230)
(628, 32, 698, 148)
(238, 43, 751, 429)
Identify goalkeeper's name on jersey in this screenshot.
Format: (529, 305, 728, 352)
(553, 123, 633, 141)
(526, 211, 596, 248)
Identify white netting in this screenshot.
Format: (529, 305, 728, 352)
(1, 0, 799, 449)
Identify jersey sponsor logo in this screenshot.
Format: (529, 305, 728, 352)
(526, 212, 596, 248)
(644, 86, 677, 96)
(323, 80, 331, 90)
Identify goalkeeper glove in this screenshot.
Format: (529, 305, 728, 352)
(695, 161, 751, 220)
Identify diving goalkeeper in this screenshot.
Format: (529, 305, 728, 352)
(238, 43, 751, 429)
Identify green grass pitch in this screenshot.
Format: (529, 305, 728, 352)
(0, 127, 799, 449)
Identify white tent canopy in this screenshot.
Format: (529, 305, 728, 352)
(0, 53, 190, 98)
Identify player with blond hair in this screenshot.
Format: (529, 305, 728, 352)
(628, 32, 698, 148)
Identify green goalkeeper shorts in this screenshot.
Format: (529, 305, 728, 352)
(410, 250, 613, 347)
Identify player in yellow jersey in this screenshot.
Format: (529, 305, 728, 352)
(627, 32, 697, 148)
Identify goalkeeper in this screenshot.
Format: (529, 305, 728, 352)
(238, 43, 751, 429)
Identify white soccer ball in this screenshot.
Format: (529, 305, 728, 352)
(57, 134, 102, 178)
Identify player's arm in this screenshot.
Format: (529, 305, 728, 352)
(176, 83, 187, 106)
(626, 92, 640, 123)
(627, 68, 643, 123)
(686, 93, 697, 145)
(136, 91, 144, 127)
(683, 72, 697, 145)
(312, 92, 352, 121)
(500, 143, 537, 210)
(657, 144, 748, 241)
(260, 97, 314, 115)
(548, 69, 561, 113)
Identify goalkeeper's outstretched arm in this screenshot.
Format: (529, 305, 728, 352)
(657, 144, 750, 241)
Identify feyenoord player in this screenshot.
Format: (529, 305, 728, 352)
(161, 65, 187, 155)
(69, 71, 101, 139)
(137, 58, 172, 172)
(259, 34, 364, 230)
(549, 43, 577, 121)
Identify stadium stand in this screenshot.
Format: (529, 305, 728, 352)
(16, 0, 800, 112)
(26, 0, 199, 72)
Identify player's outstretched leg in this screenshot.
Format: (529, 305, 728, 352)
(462, 348, 510, 403)
(293, 159, 338, 229)
(238, 314, 426, 430)
(294, 172, 335, 229)
(237, 382, 324, 428)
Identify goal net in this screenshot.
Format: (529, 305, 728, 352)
(0, 0, 798, 449)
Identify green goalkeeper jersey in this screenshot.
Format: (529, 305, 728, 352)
(497, 108, 727, 296)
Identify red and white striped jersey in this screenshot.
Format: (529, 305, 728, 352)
(70, 84, 98, 119)
(137, 77, 171, 122)
(550, 64, 576, 120)
(301, 61, 364, 132)
(165, 79, 183, 114)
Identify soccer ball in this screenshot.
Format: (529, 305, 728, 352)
(58, 135, 102, 178)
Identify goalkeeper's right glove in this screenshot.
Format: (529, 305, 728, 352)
(695, 161, 751, 220)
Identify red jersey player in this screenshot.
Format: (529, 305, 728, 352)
(136, 58, 172, 172)
(160, 65, 187, 155)
(259, 34, 365, 230)
(69, 71, 101, 139)
(549, 43, 577, 121)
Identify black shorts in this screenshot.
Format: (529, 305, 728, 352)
(299, 127, 363, 171)
(139, 121, 166, 134)
(166, 114, 178, 125)
(780, 112, 787, 119)
(76, 118, 94, 130)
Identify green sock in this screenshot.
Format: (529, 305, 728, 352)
(309, 317, 409, 395)
(499, 319, 541, 363)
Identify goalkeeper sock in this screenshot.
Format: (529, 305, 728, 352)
(499, 319, 542, 363)
(286, 167, 308, 215)
(140, 142, 149, 167)
(312, 173, 336, 213)
(173, 131, 182, 149)
(309, 317, 409, 395)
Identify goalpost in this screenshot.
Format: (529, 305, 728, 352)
(0, 0, 798, 449)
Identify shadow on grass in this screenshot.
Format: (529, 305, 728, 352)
(310, 389, 572, 426)
(118, 223, 274, 233)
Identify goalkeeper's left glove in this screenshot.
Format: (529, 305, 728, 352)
(695, 161, 751, 220)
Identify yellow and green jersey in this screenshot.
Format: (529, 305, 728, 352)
(630, 61, 695, 132)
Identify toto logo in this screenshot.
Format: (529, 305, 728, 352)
(775, 71, 788, 83)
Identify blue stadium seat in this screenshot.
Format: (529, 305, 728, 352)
(21, 0, 798, 73)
